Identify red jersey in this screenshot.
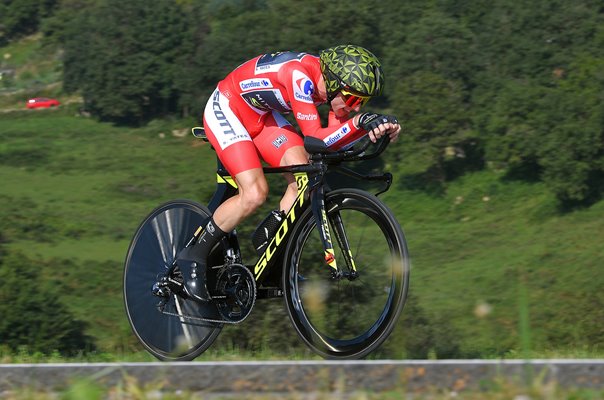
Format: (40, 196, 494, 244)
(217, 52, 364, 150)
(202, 51, 368, 176)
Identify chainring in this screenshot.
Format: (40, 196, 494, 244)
(215, 263, 256, 323)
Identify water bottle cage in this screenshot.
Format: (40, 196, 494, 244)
(252, 210, 286, 255)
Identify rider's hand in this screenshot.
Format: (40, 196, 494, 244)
(355, 113, 401, 143)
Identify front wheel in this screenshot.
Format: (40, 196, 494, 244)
(283, 189, 410, 359)
(123, 200, 223, 361)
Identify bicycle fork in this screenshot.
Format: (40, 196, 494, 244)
(310, 186, 358, 281)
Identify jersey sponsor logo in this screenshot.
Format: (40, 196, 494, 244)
(255, 52, 306, 74)
(292, 70, 314, 103)
(296, 112, 318, 121)
(323, 124, 351, 147)
(272, 134, 288, 149)
(212, 91, 236, 136)
(206, 90, 251, 149)
(249, 96, 265, 109)
(240, 90, 291, 113)
(239, 78, 272, 91)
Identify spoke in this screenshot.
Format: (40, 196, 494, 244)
(336, 280, 341, 320)
(173, 295, 194, 347)
(152, 216, 171, 266)
(286, 190, 408, 358)
(353, 215, 367, 260)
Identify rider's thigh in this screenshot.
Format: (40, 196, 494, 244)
(202, 88, 262, 177)
(280, 145, 309, 166)
(233, 168, 269, 212)
(253, 112, 304, 167)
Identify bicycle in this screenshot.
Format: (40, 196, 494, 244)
(123, 129, 410, 360)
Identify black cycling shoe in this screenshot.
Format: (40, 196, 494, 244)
(177, 217, 226, 303)
(181, 260, 211, 302)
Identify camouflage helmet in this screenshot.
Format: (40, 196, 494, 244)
(319, 44, 384, 100)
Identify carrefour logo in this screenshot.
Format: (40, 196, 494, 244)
(325, 133, 342, 147)
(240, 79, 272, 91)
(302, 80, 313, 95)
(323, 124, 351, 147)
(292, 70, 314, 103)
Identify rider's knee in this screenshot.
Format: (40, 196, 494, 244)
(240, 181, 268, 214)
(286, 179, 298, 194)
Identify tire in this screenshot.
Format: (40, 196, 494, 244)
(123, 200, 223, 361)
(283, 189, 410, 359)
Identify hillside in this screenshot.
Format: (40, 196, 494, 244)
(1, 107, 602, 359)
(1, 8, 604, 360)
(0, 34, 66, 109)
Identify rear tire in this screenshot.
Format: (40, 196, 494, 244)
(282, 189, 410, 359)
(123, 200, 223, 361)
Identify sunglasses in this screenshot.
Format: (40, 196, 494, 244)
(340, 89, 371, 108)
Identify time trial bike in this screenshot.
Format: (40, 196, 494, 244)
(123, 129, 410, 360)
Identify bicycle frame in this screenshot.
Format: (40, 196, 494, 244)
(206, 158, 338, 285)
(126, 132, 406, 359)
(196, 135, 393, 289)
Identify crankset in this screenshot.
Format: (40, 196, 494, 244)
(153, 263, 256, 325)
(215, 263, 256, 323)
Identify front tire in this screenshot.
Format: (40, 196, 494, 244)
(282, 189, 410, 359)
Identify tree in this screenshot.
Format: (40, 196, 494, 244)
(267, 0, 377, 52)
(0, 250, 94, 354)
(382, 8, 477, 92)
(61, 0, 187, 123)
(175, 0, 281, 117)
(390, 71, 475, 184)
(481, 79, 546, 179)
(536, 55, 604, 204)
(479, 55, 604, 205)
(175, 0, 384, 117)
(0, 0, 57, 45)
(40, 0, 97, 46)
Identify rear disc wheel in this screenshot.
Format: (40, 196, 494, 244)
(123, 200, 223, 361)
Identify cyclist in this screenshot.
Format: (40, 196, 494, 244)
(183, 44, 401, 302)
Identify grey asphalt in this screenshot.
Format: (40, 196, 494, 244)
(1, 360, 603, 394)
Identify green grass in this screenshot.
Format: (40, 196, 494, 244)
(381, 169, 604, 358)
(0, 34, 63, 94)
(0, 108, 216, 352)
(1, 34, 45, 67)
(1, 107, 603, 360)
(8, 237, 129, 263)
